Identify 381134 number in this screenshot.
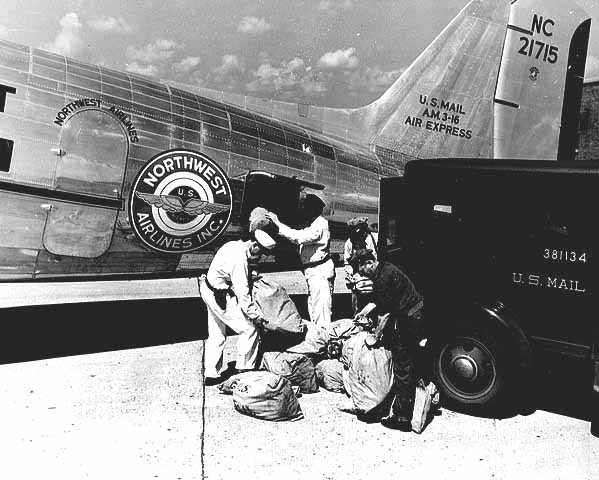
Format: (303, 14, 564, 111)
(518, 36, 558, 64)
(543, 249, 587, 263)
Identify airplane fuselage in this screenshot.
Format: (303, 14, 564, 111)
(0, 39, 389, 280)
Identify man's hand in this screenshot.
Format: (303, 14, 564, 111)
(353, 314, 372, 328)
(253, 317, 269, 329)
(264, 212, 280, 225)
(364, 334, 378, 348)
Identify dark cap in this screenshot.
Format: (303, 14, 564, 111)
(303, 194, 325, 212)
(354, 248, 376, 265)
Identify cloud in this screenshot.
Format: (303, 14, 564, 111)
(126, 39, 179, 63)
(361, 65, 404, 93)
(585, 54, 599, 80)
(237, 16, 273, 35)
(246, 57, 325, 96)
(42, 12, 83, 57)
(318, 47, 359, 70)
(125, 61, 159, 77)
(213, 54, 244, 76)
(87, 16, 133, 34)
(173, 56, 201, 74)
(317, 0, 355, 15)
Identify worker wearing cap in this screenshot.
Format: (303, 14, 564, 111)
(199, 229, 276, 385)
(266, 194, 335, 326)
(343, 217, 378, 314)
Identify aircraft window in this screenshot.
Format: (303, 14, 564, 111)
(199, 96, 227, 110)
(199, 112, 227, 129)
(198, 102, 228, 119)
(100, 69, 132, 89)
(0, 138, 13, 172)
(129, 75, 169, 95)
(67, 73, 101, 92)
(66, 63, 100, 81)
(0, 45, 28, 70)
(287, 149, 314, 171)
(0, 39, 28, 52)
(230, 114, 259, 137)
(311, 141, 334, 160)
(285, 130, 311, 152)
(101, 83, 132, 105)
(257, 123, 285, 145)
(335, 148, 357, 166)
(33, 54, 66, 72)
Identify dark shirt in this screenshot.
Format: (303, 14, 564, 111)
(372, 261, 423, 338)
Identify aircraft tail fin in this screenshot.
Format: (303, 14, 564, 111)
(356, 0, 591, 168)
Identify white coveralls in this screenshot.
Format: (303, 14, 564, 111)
(277, 216, 335, 326)
(199, 240, 262, 378)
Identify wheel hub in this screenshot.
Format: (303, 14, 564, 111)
(452, 355, 477, 381)
(438, 336, 498, 401)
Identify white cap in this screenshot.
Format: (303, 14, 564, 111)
(253, 229, 276, 250)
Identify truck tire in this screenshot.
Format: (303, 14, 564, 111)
(430, 322, 514, 414)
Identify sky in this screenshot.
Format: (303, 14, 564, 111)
(0, 0, 598, 108)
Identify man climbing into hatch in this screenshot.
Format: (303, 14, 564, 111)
(266, 194, 335, 327)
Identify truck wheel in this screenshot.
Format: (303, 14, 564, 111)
(431, 325, 511, 413)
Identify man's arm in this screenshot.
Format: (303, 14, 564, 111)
(229, 257, 263, 323)
(266, 212, 322, 245)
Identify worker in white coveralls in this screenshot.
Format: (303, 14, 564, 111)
(266, 194, 335, 326)
(199, 229, 276, 386)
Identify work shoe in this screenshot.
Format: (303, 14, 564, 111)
(204, 376, 225, 387)
(380, 415, 412, 432)
(356, 410, 382, 424)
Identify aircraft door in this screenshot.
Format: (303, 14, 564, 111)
(42, 109, 128, 258)
(56, 109, 127, 197)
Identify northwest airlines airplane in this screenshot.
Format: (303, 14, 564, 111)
(0, 0, 591, 306)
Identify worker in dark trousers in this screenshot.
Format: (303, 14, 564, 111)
(355, 248, 424, 432)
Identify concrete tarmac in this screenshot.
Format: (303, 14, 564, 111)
(0, 270, 597, 479)
(0, 337, 597, 480)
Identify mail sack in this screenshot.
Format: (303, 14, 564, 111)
(252, 277, 306, 335)
(411, 379, 440, 434)
(341, 332, 394, 413)
(261, 351, 318, 393)
(218, 371, 257, 395)
(285, 320, 329, 356)
(248, 207, 271, 233)
(231, 371, 304, 422)
(326, 318, 362, 341)
(315, 359, 346, 393)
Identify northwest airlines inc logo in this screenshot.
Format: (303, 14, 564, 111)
(129, 149, 232, 253)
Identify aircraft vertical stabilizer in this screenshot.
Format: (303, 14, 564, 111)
(356, 0, 590, 168)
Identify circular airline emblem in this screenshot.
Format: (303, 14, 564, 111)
(529, 66, 539, 81)
(129, 149, 232, 253)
